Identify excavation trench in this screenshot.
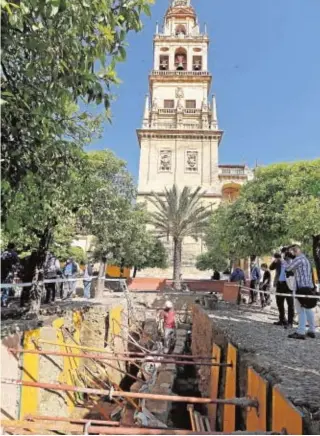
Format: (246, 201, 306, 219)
(3, 293, 314, 434)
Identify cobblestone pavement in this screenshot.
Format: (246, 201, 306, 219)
(207, 301, 320, 415)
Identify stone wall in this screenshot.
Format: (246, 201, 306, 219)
(1, 333, 22, 421)
(1, 301, 129, 421)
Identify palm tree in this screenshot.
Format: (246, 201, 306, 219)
(149, 185, 211, 290)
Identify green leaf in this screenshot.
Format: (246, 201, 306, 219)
(118, 46, 126, 61)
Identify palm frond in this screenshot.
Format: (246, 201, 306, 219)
(149, 184, 210, 241)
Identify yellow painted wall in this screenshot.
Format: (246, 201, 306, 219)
(18, 307, 123, 418)
(52, 313, 83, 414)
(20, 329, 40, 419)
(107, 305, 123, 343)
(106, 265, 131, 278)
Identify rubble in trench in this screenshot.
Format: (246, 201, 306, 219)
(81, 293, 207, 430)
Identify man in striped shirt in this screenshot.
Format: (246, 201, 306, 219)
(286, 245, 317, 340)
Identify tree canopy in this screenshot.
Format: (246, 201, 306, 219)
(1, 0, 153, 310)
(202, 159, 320, 278)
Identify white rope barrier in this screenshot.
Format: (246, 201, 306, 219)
(0, 277, 127, 289)
(240, 285, 320, 300)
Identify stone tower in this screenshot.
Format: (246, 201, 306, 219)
(137, 0, 250, 277)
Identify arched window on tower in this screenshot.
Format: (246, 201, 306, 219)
(175, 48, 187, 71)
(175, 24, 187, 36)
(193, 56, 202, 71)
(159, 55, 169, 71)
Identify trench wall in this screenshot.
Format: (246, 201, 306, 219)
(191, 304, 313, 435)
(1, 303, 126, 421)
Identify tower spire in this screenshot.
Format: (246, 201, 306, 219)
(142, 94, 150, 129)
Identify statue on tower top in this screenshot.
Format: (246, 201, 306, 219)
(171, 0, 191, 7)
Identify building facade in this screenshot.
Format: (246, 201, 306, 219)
(137, 0, 252, 277)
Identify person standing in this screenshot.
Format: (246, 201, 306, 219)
(44, 251, 60, 304)
(63, 258, 78, 298)
(249, 261, 261, 304)
(159, 301, 176, 353)
(81, 261, 93, 299)
(286, 245, 317, 340)
(1, 243, 19, 307)
(230, 267, 245, 285)
(211, 270, 221, 281)
(260, 263, 271, 307)
(270, 252, 294, 327)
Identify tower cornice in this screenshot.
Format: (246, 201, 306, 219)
(136, 128, 223, 146)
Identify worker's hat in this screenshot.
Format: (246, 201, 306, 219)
(164, 300, 173, 309)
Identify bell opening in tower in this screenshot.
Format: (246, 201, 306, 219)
(175, 24, 187, 36)
(175, 48, 187, 71)
(160, 55, 169, 71)
(193, 56, 202, 71)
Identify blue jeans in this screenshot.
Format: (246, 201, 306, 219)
(83, 281, 92, 299)
(295, 299, 316, 335)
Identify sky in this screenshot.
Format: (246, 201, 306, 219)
(88, 0, 320, 180)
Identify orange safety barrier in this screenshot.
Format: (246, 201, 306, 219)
(272, 387, 303, 435)
(208, 344, 221, 430)
(246, 367, 267, 432)
(223, 343, 237, 432)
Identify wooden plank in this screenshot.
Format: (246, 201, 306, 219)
(246, 367, 267, 432)
(208, 344, 221, 430)
(272, 387, 303, 435)
(223, 343, 237, 433)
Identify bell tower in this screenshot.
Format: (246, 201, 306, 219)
(137, 0, 224, 274)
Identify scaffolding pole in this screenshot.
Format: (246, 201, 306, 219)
(1, 420, 278, 435)
(24, 415, 120, 426)
(9, 347, 230, 367)
(1, 378, 258, 408)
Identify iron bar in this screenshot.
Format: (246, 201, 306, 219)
(1, 420, 214, 434)
(60, 327, 140, 410)
(2, 420, 278, 434)
(61, 329, 145, 384)
(9, 347, 230, 367)
(24, 415, 120, 426)
(44, 334, 215, 360)
(1, 379, 258, 407)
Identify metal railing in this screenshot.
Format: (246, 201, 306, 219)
(154, 34, 208, 41)
(151, 70, 210, 77)
(158, 108, 176, 114)
(219, 167, 246, 176)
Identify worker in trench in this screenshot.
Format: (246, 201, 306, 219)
(157, 300, 176, 354)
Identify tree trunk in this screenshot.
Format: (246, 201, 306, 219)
(312, 234, 320, 283)
(95, 257, 107, 299)
(173, 238, 182, 291)
(133, 266, 138, 278)
(27, 226, 52, 317)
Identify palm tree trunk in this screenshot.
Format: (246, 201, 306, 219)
(173, 238, 182, 291)
(313, 235, 320, 283)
